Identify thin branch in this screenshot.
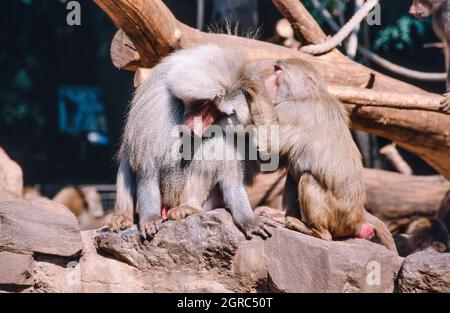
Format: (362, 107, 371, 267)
(328, 85, 446, 112)
(380, 143, 413, 175)
(358, 46, 446, 82)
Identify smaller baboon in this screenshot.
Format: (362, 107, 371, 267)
(250, 59, 397, 252)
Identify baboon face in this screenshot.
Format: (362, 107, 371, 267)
(261, 60, 319, 105)
(409, 0, 445, 19)
(183, 88, 252, 136)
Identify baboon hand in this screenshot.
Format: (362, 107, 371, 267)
(139, 214, 163, 239)
(440, 93, 450, 113)
(108, 213, 133, 232)
(167, 205, 201, 221)
(237, 215, 278, 240)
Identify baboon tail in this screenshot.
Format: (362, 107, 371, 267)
(114, 158, 135, 218)
(364, 211, 398, 254)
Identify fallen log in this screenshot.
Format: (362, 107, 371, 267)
(248, 169, 450, 232)
(363, 169, 450, 232)
(93, 0, 450, 179)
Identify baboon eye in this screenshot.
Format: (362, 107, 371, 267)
(242, 89, 252, 103)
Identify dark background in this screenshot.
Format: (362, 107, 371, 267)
(0, 0, 445, 195)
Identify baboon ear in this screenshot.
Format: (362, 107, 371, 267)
(183, 102, 221, 136)
(274, 64, 284, 76)
(264, 64, 284, 100)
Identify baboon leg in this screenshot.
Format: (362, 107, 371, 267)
(167, 205, 201, 221)
(285, 216, 315, 236)
(298, 173, 333, 241)
(283, 172, 330, 239)
(312, 227, 333, 241)
(167, 179, 208, 221)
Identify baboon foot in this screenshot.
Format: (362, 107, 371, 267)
(285, 216, 315, 236)
(254, 206, 286, 226)
(108, 213, 133, 232)
(440, 93, 450, 113)
(237, 215, 278, 240)
(139, 214, 163, 239)
(167, 205, 201, 221)
(285, 216, 332, 240)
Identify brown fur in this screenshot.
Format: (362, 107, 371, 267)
(252, 59, 398, 253)
(53, 186, 86, 217)
(53, 186, 104, 224)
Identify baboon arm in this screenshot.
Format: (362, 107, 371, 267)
(249, 78, 279, 156)
(114, 159, 135, 218)
(222, 182, 255, 223)
(136, 174, 162, 221)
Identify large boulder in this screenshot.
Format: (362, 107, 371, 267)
(397, 249, 450, 293)
(94, 209, 403, 292)
(0, 199, 82, 257)
(0, 199, 82, 292)
(0, 147, 23, 201)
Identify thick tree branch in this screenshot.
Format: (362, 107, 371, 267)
(93, 0, 450, 179)
(93, 0, 182, 67)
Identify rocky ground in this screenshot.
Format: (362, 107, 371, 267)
(0, 199, 449, 293)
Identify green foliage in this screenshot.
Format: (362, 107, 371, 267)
(0, 0, 51, 134)
(373, 16, 429, 52)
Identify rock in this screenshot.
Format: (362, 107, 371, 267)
(0, 199, 83, 292)
(0, 199, 82, 257)
(397, 249, 450, 293)
(232, 238, 267, 288)
(0, 251, 34, 286)
(80, 230, 143, 292)
(32, 254, 80, 293)
(94, 210, 244, 292)
(0, 147, 23, 201)
(95, 209, 403, 293)
(263, 229, 403, 293)
(95, 210, 244, 271)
